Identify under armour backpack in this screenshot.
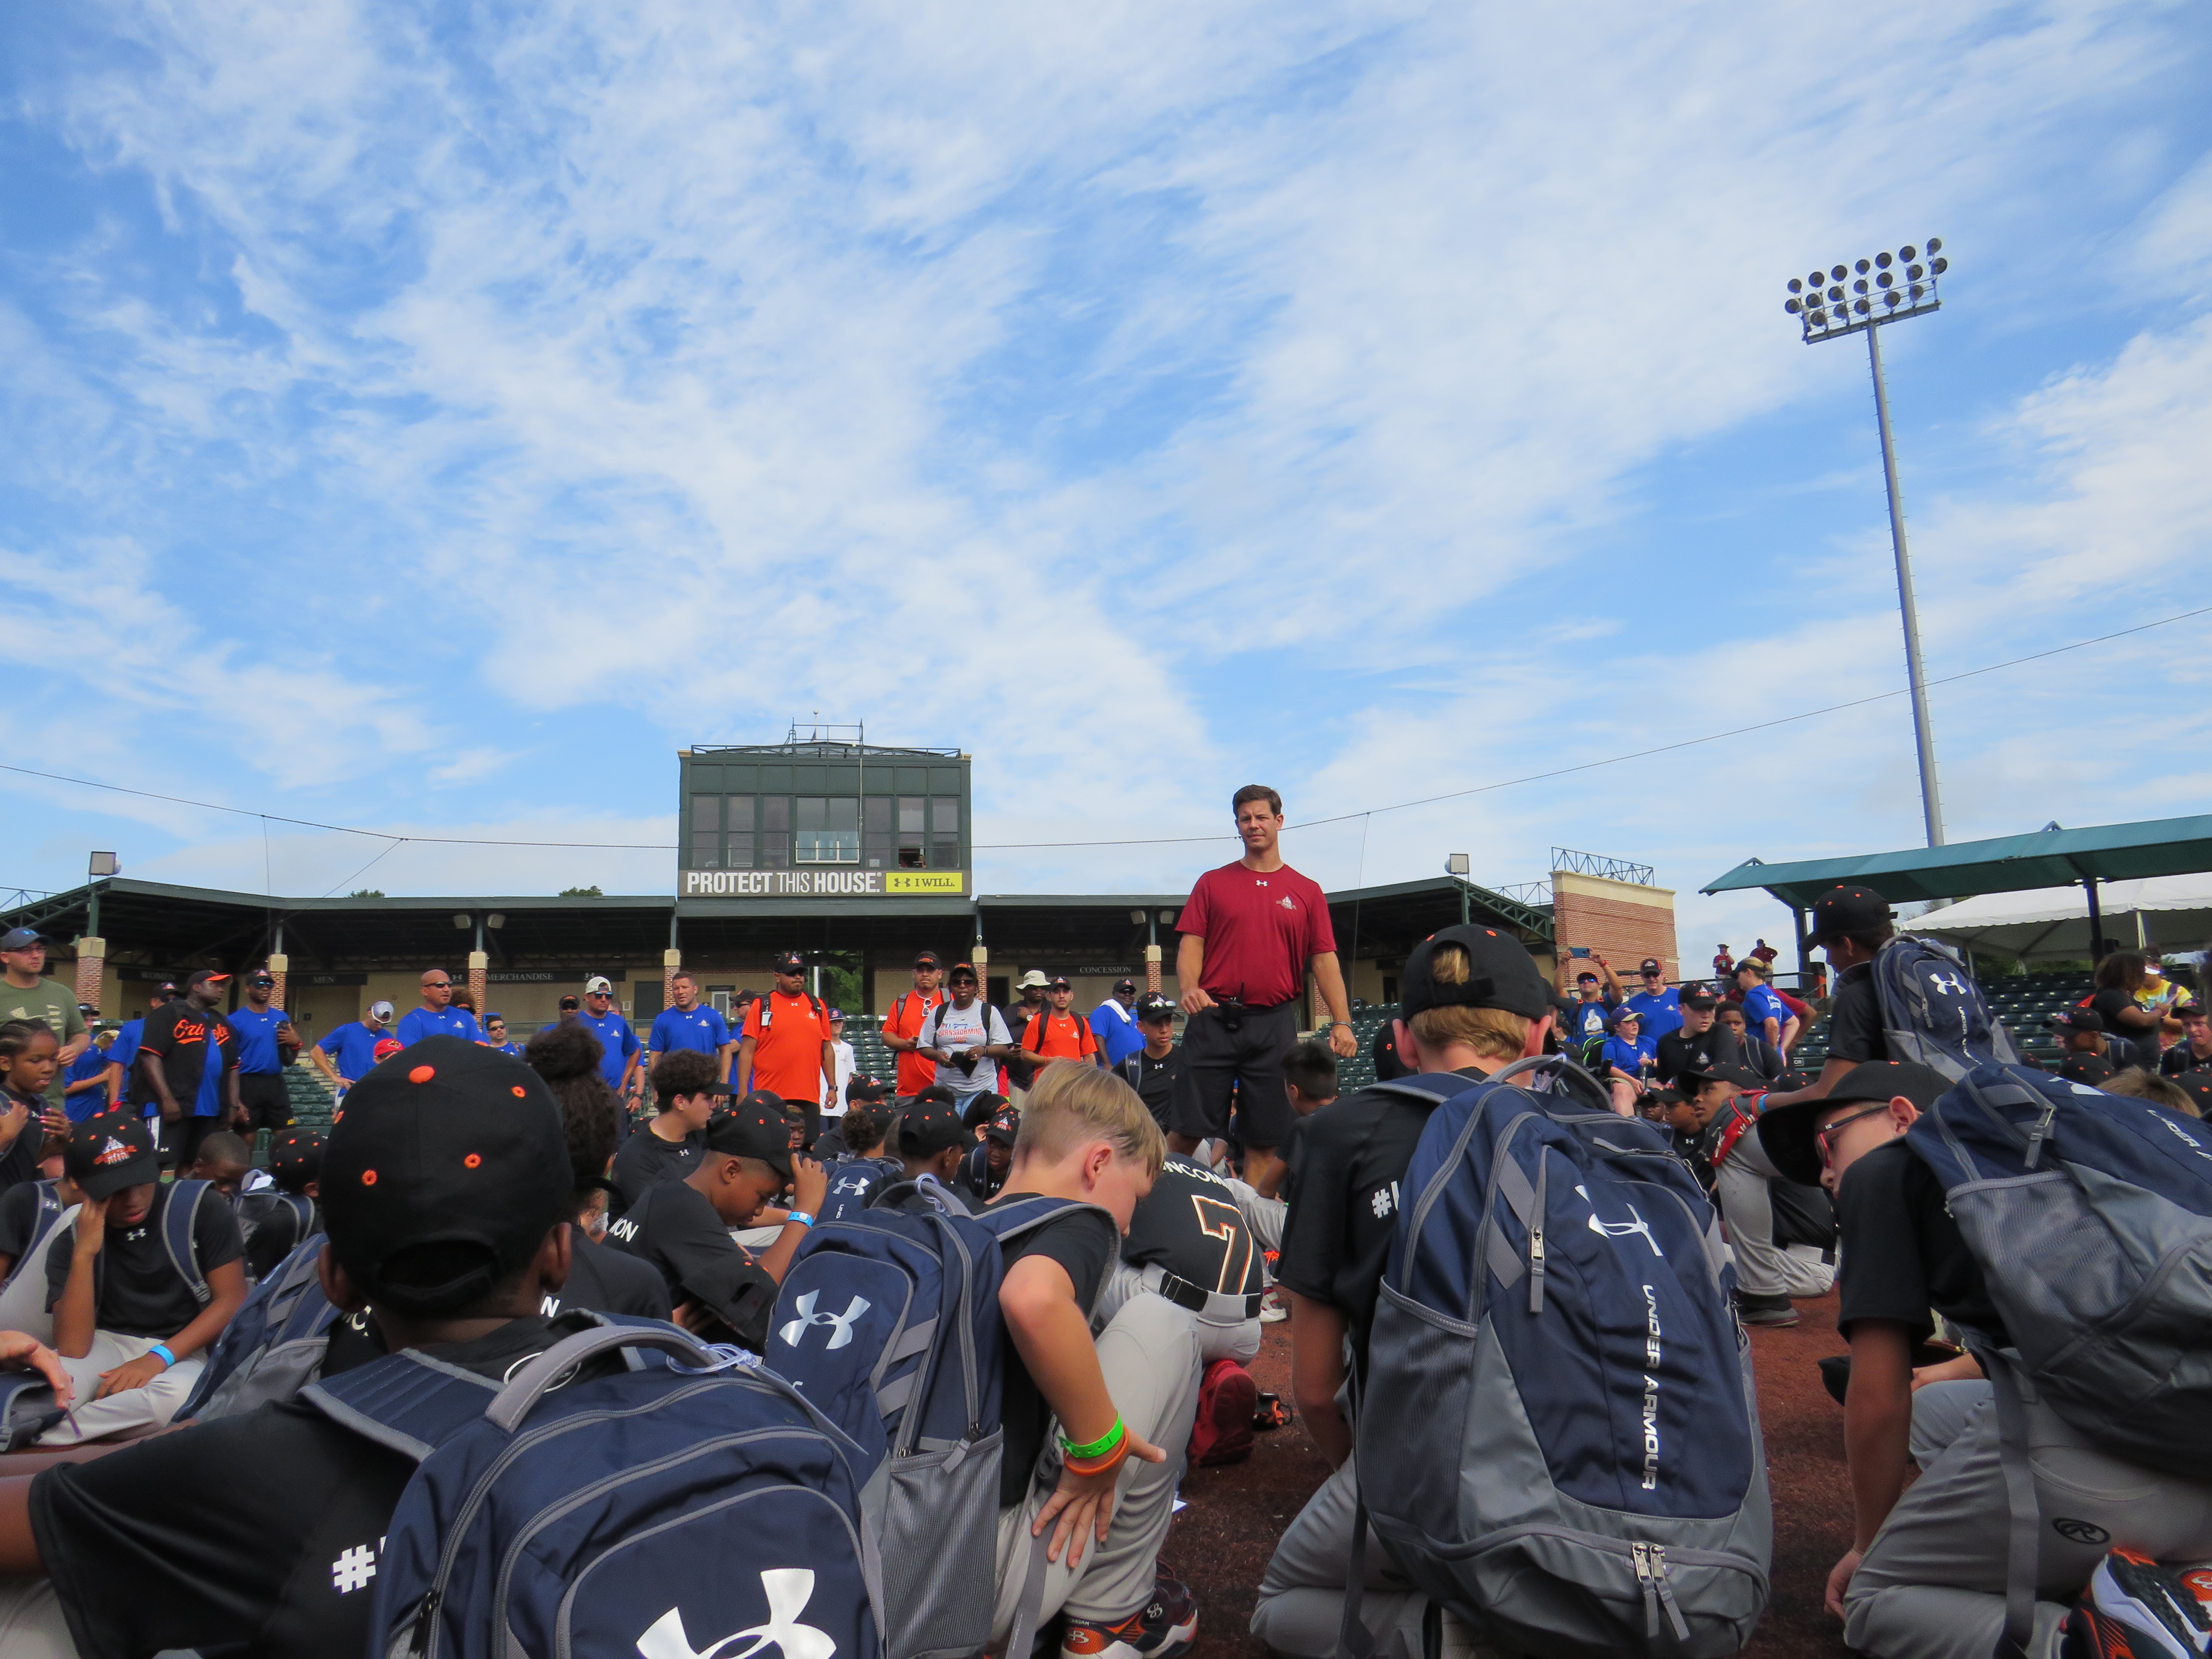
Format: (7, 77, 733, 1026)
(1349, 1057, 1771, 1659)
(1870, 934, 2019, 1081)
(820, 1155, 906, 1226)
(234, 1189, 314, 1273)
(307, 1318, 882, 1659)
(764, 1193, 1103, 1659)
(177, 1231, 341, 1422)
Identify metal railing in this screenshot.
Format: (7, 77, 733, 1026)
(1551, 848, 1656, 886)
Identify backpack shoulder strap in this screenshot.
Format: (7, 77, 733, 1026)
(281, 1192, 315, 1236)
(302, 1349, 505, 1462)
(163, 1180, 212, 1306)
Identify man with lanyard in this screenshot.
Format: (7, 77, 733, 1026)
(736, 952, 833, 1138)
(1170, 785, 1356, 1199)
(1089, 978, 1145, 1067)
(1120, 993, 1183, 1130)
(879, 951, 947, 1096)
(1019, 976, 1105, 1069)
(309, 1000, 396, 1097)
(1622, 958, 1683, 1041)
(136, 969, 244, 1169)
(0, 929, 90, 1118)
(916, 963, 1013, 1113)
(575, 975, 643, 1105)
(648, 969, 734, 1084)
(226, 968, 300, 1141)
(394, 968, 482, 1048)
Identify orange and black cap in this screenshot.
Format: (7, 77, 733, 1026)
(64, 1112, 158, 1199)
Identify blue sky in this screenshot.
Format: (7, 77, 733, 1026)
(3, 0, 2208, 967)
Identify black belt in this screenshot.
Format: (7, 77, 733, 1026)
(1154, 1268, 1264, 1321)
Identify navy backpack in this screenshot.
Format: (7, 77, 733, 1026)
(765, 1193, 1105, 1659)
(1870, 934, 2020, 1080)
(177, 1230, 342, 1421)
(307, 1319, 882, 1659)
(1348, 1057, 1770, 1659)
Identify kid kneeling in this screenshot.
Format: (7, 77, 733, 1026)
(990, 1061, 1205, 1659)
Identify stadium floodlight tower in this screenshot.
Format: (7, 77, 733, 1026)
(1784, 239, 1950, 847)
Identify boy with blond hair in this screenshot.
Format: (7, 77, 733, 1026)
(989, 1060, 1206, 1659)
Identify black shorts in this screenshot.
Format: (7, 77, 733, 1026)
(237, 1072, 294, 1133)
(1169, 1001, 1299, 1150)
(155, 1113, 226, 1170)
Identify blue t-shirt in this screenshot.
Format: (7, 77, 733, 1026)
(395, 1006, 484, 1048)
(227, 1005, 294, 1074)
(1564, 997, 1615, 1047)
(1601, 1033, 1655, 1076)
(1622, 987, 1683, 1041)
(62, 1045, 114, 1121)
(1738, 985, 1790, 1041)
(1088, 1000, 1144, 1067)
(488, 1040, 521, 1057)
(576, 1008, 641, 1089)
(317, 1022, 390, 1084)
(107, 1018, 143, 1087)
(650, 1005, 731, 1057)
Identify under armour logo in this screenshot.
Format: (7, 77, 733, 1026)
(1927, 971, 1969, 997)
(1587, 1205, 1665, 1258)
(830, 1175, 870, 1196)
(637, 1569, 836, 1659)
(776, 1292, 870, 1350)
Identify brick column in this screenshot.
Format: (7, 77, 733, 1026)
(663, 948, 681, 1012)
(468, 952, 489, 1021)
(266, 952, 289, 1018)
(1144, 942, 1162, 995)
(972, 943, 989, 991)
(73, 937, 105, 1016)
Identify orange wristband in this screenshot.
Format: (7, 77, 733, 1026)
(1063, 1439, 1131, 1479)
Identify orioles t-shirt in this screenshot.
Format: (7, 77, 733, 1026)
(741, 992, 832, 1101)
(137, 1003, 240, 1118)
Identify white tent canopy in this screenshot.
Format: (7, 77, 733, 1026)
(1915, 874, 2212, 963)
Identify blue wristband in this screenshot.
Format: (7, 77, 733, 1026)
(784, 1211, 815, 1230)
(148, 1343, 176, 1369)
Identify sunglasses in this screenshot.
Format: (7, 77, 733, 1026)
(1814, 1103, 1892, 1164)
(426, 981, 451, 989)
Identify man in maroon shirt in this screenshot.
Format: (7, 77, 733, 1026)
(1170, 785, 1357, 1197)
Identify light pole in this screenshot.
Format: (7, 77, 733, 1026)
(1445, 853, 1471, 926)
(1785, 239, 1950, 847)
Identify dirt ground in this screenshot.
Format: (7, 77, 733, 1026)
(1167, 1294, 1856, 1659)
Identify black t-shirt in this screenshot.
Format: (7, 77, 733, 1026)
(1120, 1049, 1182, 1128)
(603, 1178, 776, 1349)
(47, 1182, 245, 1337)
(0, 1088, 47, 1196)
(1834, 1139, 2002, 1345)
(30, 1316, 598, 1659)
(2087, 990, 2148, 1067)
(1121, 1155, 1264, 1297)
(1825, 962, 1888, 1067)
(989, 1194, 1117, 1507)
(1655, 1028, 1715, 1086)
(608, 1126, 703, 1218)
(137, 1002, 241, 1115)
(2160, 1041, 2212, 1078)
(542, 1229, 674, 1320)
(241, 1190, 317, 1281)
(1277, 1068, 1484, 1376)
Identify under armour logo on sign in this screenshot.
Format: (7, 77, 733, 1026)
(776, 1291, 870, 1350)
(637, 1568, 836, 1659)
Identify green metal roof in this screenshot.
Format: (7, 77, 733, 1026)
(1702, 815, 2212, 910)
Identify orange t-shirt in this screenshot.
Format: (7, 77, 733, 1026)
(742, 991, 834, 1101)
(1023, 1009, 1098, 1061)
(883, 989, 945, 1094)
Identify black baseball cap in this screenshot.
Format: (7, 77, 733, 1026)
(2178, 1002, 2207, 1019)
(1682, 991, 1717, 1011)
(982, 1108, 1022, 1145)
(2172, 1074, 2212, 1118)
(320, 1036, 573, 1314)
(0, 928, 48, 952)
(64, 1112, 158, 1199)
(772, 951, 805, 974)
(1398, 925, 1548, 1021)
(899, 1098, 969, 1157)
(2059, 1054, 2118, 1087)
(246, 970, 275, 987)
(1677, 1057, 1762, 1092)
(1755, 1060, 1951, 1186)
(1136, 993, 1175, 1022)
(558, 994, 580, 1011)
(1114, 978, 1136, 994)
(946, 962, 979, 984)
(2049, 1008, 2104, 1033)
(186, 969, 230, 990)
(703, 1091, 796, 1181)
(270, 1128, 325, 1184)
(1807, 885, 1893, 945)
(1639, 959, 1663, 974)
(846, 1076, 890, 1104)
(914, 951, 943, 970)
(1046, 975, 1071, 990)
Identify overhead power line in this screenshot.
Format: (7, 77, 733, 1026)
(5, 603, 2205, 859)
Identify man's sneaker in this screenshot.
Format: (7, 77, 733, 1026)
(1258, 1286, 1288, 1324)
(1187, 1358, 1257, 1467)
(2075, 1548, 2212, 1659)
(1252, 1391, 1291, 1431)
(1061, 1574, 1198, 1659)
(1736, 1292, 1799, 1328)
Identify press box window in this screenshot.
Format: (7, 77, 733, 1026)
(795, 797, 859, 864)
(864, 797, 892, 869)
(724, 796, 754, 870)
(690, 794, 721, 869)
(931, 796, 960, 867)
(760, 796, 792, 869)
(898, 797, 927, 868)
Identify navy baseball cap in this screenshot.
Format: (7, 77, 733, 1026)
(0, 928, 47, 952)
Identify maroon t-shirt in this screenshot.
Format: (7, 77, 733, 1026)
(1178, 861, 1337, 1008)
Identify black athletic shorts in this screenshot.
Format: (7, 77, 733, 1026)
(236, 1071, 294, 1133)
(1170, 1001, 1298, 1150)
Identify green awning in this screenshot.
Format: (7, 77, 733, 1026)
(1701, 815, 2212, 910)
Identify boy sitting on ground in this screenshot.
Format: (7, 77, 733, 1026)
(38, 1111, 247, 1444)
(816, 1098, 902, 1222)
(956, 1106, 1020, 1206)
(0, 1035, 632, 1659)
(604, 1093, 825, 1350)
(186, 1131, 255, 1202)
